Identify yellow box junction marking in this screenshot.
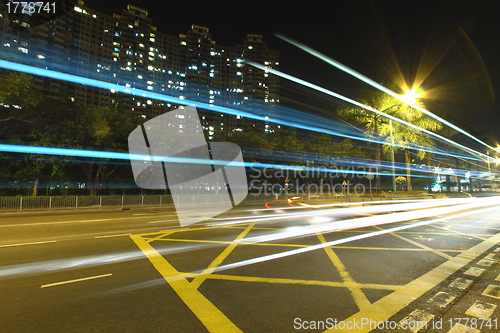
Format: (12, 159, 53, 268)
(129, 209, 500, 333)
(130, 234, 243, 333)
(325, 231, 500, 332)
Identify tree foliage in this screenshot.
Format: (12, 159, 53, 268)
(338, 90, 443, 191)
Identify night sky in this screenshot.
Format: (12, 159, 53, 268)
(82, 0, 500, 146)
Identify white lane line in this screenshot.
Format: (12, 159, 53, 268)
(0, 214, 178, 227)
(0, 240, 57, 248)
(134, 213, 178, 217)
(147, 219, 181, 224)
(95, 234, 131, 239)
(159, 228, 190, 232)
(465, 299, 497, 319)
(464, 267, 485, 277)
(41, 273, 112, 288)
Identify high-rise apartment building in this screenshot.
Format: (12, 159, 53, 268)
(0, 1, 280, 136)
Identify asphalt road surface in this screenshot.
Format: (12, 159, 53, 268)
(1, 196, 500, 333)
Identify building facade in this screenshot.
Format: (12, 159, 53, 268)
(0, 1, 280, 137)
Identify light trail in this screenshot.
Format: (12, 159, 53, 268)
(246, 60, 495, 163)
(208, 198, 476, 227)
(2, 143, 482, 180)
(0, 197, 497, 280)
(275, 33, 500, 154)
(0, 59, 487, 166)
(207, 197, 500, 274)
(0, 60, 383, 147)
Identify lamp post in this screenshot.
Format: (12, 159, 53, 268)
(487, 149, 492, 187)
(390, 119, 396, 192)
(393, 89, 421, 193)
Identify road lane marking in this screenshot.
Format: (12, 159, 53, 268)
(205, 273, 404, 291)
(190, 224, 255, 289)
(326, 229, 500, 333)
(0, 240, 57, 248)
(155, 237, 309, 248)
(95, 234, 131, 239)
(374, 225, 454, 260)
(429, 225, 489, 241)
(314, 226, 371, 311)
(41, 273, 112, 288)
(330, 245, 462, 253)
(130, 234, 242, 333)
(147, 220, 180, 224)
(465, 299, 497, 319)
(0, 214, 179, 227)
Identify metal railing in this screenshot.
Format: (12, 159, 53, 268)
(0, 192, 291, 212)
(0, 190, 444, 213)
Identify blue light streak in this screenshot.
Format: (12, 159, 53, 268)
(0, 143, 482, 179)
(275, 33, 500, 155)
(0, 59, 485, 164)
(246, 60, 495, 163)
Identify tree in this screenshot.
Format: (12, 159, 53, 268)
(339, 90, 442, 191)
(0, 71, 43, 123)
(73, 106, 142, 195)
(338, 92, 402, 190)
(396, 176, 406, 191)
(378, 101, 442, 191)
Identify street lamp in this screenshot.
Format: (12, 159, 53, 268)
(487, 149, 492, 187)
(389, 119, 396, 192)
(400, 89, 420, 104)
(390, 89, 421, 192)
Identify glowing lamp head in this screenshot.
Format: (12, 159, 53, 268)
(401, 89, 420, 104)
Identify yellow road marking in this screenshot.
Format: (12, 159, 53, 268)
(205, 274, 404, 291)
(151, 237, 464, 253)
(190, 224, 255, 289)
(395, 231, 490, 236)
(314, 229, 371, 311)
(325, 230, 500, 332)
(145, 230, 178, 243)
(330, 245, 461, 253)
(156, 237, 309, 248)
(373, 226, 454, 260)
(223, 226, 283, 230)
(130, 234, 242, 333)
(429, 225, 489, 241)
